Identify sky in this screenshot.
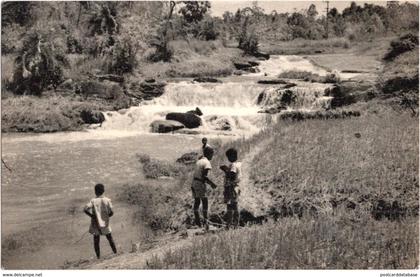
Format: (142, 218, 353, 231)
(210, 1, 393, 17)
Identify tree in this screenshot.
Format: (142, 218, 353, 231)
(149, 1, 177, 62)
(11, 29, 68, 95)
(307, 4, 318, 19)
(1, 2, 35, 26)
(178, 1, 211, 23)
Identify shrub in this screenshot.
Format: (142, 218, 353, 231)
(137, 154, 187, 179)
(105, 37, 137, 75)
(384, 33, 419, 61)
(197, 18, 219, 41)
(11, 29, 69, 96)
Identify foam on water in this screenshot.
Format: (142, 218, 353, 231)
(5, 55, 338, 143)
(246, 55, 329, 77)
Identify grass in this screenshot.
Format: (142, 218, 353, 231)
(121, 108, 418, 269)
(1, 95, 129, 132)
(145, 215, 418, 269)
(260, 37, 351, 55)
(250, 112, 418, 219)
(137, 154, 187, 179)
(139, 39, 242, 79)
(278, 70, 341, 83)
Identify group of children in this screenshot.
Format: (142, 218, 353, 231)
(192, 137, 241, 230)
(84, 137, 241, 259)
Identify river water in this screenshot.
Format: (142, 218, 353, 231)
(1, 55, 343, 269)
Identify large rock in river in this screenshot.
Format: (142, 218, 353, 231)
(166, 113, 202, 129)
(187, 107, 203, 116)
(80, 109, 105, 124)
(150, 120, 185, 133)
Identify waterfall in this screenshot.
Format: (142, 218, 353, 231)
(99, 55, 336, 136)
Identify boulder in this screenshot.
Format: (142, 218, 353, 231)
(126, 81, 166, 100)
(233, 70, 244, 76)
(166, 112, 202, 128)
(245, 67, 260, 73)
(193, 77, 222, 83)
(176, 152, 200, 165)
(257, 79, 288, 85)
(150, 120, 185, 133)
(145, 78, 156, 83)
(80, 110, 105, 124)
(234, 62, 253, 70)
(248, 61, 260, 67)
(187, 107, 203, 116)
(284, 82, 297, 88)
(253, 51, 270, 60)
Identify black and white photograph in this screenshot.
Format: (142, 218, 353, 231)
(1, 0, 419, 273)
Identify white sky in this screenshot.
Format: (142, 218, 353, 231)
(210, 1, 409, 16)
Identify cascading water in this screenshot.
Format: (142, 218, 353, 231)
(99, 55, 335, 137)
(101, 81, 271, 135)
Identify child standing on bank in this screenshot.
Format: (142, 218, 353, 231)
(220, 148, 242, 229)
(84, 183, 117, 259)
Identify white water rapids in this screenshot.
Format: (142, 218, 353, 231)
(100, 55, 334, 137)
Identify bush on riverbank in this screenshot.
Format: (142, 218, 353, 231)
(1, 95, 130, 133)
(378, 37, 419, 114)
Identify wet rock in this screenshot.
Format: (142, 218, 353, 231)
(80, 109, 105, 124)
(174, 129, 201, 135)
(253, 51, 270, 60)
(284, 82, 297, 89)
(246, 67, 260, 73)
(150, 120, 185, 133)
(233, 70, 244, 76)
(187, 107, 203, 116)
(145, 78, 156, 83)
(193, 77, 222, 83)
(166, 112, 202, 129)
(208, 115, 232, 131)
(126, 81, 166, 100)
(234, 62, 253, 70)
(257, 79, 288, 85)
(176, 152, 200, 165)
(257, 92, 265, 104)
(248, 61, 260, 67)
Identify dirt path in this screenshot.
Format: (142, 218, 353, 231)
(238, 138, 273, 216)
(76, 138, 273, 269)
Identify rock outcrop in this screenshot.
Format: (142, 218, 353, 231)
(150, 120, 185, 133)
(166, 112, 202, 129)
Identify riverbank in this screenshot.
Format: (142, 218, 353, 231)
(78, 108, 419, 269)
(1, 39, 250, 133)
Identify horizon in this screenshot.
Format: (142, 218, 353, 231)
(210, 1, 417, 17)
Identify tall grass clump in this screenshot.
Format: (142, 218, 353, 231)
(145, 215, 418, 269)
(137, 154, 187, 179)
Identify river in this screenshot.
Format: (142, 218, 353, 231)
(1, 55, 347, 269)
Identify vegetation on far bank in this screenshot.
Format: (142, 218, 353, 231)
(1, 1, 418, 133)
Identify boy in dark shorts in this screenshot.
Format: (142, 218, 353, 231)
(191, 146, 217, 230)
(84, 183, 117, 259)
(220, 148, 241, 229)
